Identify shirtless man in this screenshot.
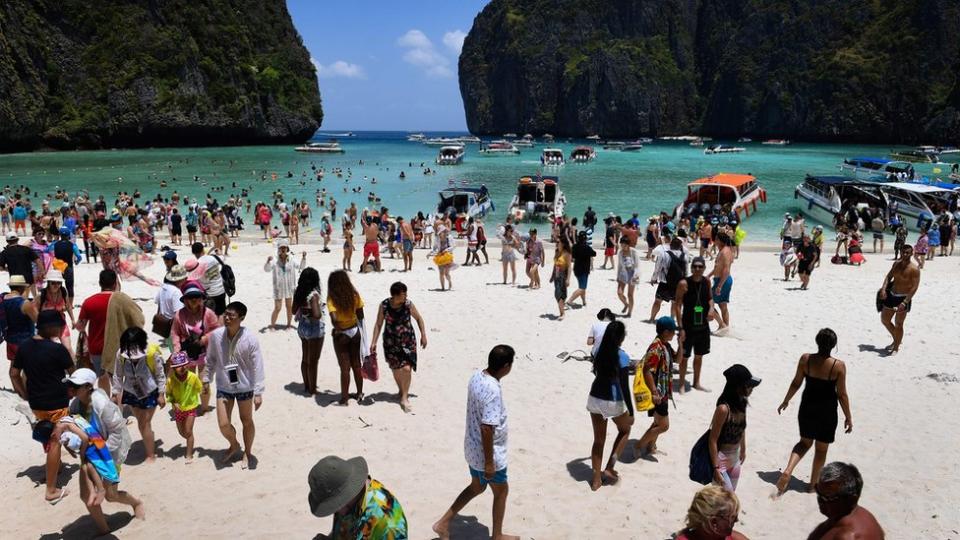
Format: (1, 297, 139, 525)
(398, 216, 415, 272)
(707, 232, 734, 333)
(877, 244, 920, 355)
(807, 462, 884, 540)
(361, 217, 381, 273)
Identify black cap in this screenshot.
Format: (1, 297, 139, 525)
(37, 310, 65, 330)
(723, 364, 761, 387)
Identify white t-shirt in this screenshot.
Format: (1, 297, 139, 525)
(464, 370, 508, 471)
(589, 321, 610, 356)
(155, 283, 185, 319)
(197, 254, 225, 296)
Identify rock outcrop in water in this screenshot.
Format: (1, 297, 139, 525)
(459, 0, 960, 143)
(0, 0, 322, 152)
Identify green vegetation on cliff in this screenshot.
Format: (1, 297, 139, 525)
(0, 0, 322, 151)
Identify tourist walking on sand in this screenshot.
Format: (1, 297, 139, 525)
(878, 244, 920, 355)
(165, 352, 202, 462)
(707, 232, 734, 332)
(431, 226, 455, 291)
(292, 268, 325, 395)
(616, 236, 639, 318)
(9, 310, 72, 503)
(550, 238, 571, 320)
(342, 227, 355, 271)
(586, 308, 616, 357)
(524, 228, 544, 289)
(634, 317, 677, 458)
(110, 327, 165, 463)
(153, 264, 186, 352)
(675, 485, 749, 540)
(187, 242, 227, 316)
(65, 368, 144, 534)
(75, 270, 118, 384)
(399, 216, 415, 271)
(4, 275, 38, 360)
(1, 233, 40, 297)
(361, 217, 381, 273)
(308, 455, 408, 539)
(567, 230, 596, 307)
(327, 270, 366, 405)
(585, 321, 633, 490)
(369, 282, 427, 413)
(807, 462, 884, 539)
(264, 239, 306, 329)
(674, 256, 714, 393)
(648, 237, 687, 322)
(775, 328, 852, 495)
(433, 345, 518, 540)
(600, 217, 619, 269)
(171, 281, 221, 414)
(204, 301, 265, 469)
(796, 235, 819, 290)
(499, 224, 521, 285)
(708, 364, 760, 492)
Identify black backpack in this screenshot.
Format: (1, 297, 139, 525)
(212, 254, 236, 297)
(665, 251, 687, 290)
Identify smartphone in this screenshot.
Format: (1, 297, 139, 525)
(226, 365, 239, 385)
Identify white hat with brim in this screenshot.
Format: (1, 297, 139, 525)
(62, 368, 98, 387)
(44, 270, 65, 283)
(8, 275, 28, 288)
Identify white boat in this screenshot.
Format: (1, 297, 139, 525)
(794, 175, 887, 228)
(508, 175, 565, 221)
(586, 134, 601, 141)
(602, 141, 625, 150)
(436, 145, 465, 165)
(659, 135, 701, 141)
(457, 135, 482, 144)
(437, 185, 494, 218)
(840, 157, 912, 181)
(543, 133, 555, 143)
(540, 148, 565, 166)
(294, 141, 345, 153)
(704, 144, 745, 154)
(879, 182, 956, 231)
(637, 137, 653, 144)
(621, 142, 644, 152)
(479, 141, 520, 156)
(689, 138, 704, 147)
(503, 133, 518, 138)
(890, 148, 940, 163)
(570, 146, 596, 162)
(737, 137, 752, 143)
(512, 138, 535, 148)
(424, 137, 463, 146)
(762, 139, 791, 146)
(406, 133, 426, 142)
(674, 173, 768, 222)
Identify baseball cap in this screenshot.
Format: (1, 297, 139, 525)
(6, 233, 18, 242)
(691, 256, 707, 267)
(655, 316, 677, 333)
(63, 368, 98, 387)
(723, 364, 762, 388)
(162, 250, 178, 261)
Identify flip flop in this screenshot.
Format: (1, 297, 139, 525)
(47, 488, 70, 506)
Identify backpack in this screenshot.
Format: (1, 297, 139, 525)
(212, 254, 236, 297)
(665, 251, 687, 289)
(0, 293, 7, 344)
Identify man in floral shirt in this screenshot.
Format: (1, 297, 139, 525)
(309, 455, 407, 540)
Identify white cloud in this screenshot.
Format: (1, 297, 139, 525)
(442, 30, 467, 55)
(396, 29, 453, 78)
(310, 58, 365, 79)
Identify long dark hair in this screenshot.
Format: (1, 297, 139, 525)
(327, 269, 358, 313)
(717, 381, 749, 413)
(592, 321, 625, 379)
(120, 326, 148, 356)
(293, 267, 321, 313)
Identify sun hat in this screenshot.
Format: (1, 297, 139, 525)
(180, 281, 206, 301)
(169, 351, 190, 368)
(63, 368, 98, 387)
(277, 238, 290, 248)
(162, 250, 178, 261)
(655, 316, 677, 334)
(44, 270, 65, 283)
(166, 264, 188, 282)
(8, 275, 28, 288)
(307, 455, 369, 517)
(723, 364, 762, 388)
(37, 310, 66, 330)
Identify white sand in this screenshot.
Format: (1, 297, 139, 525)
(2, 233, 958, 539)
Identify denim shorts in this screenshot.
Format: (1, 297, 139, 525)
(216, 390, 253, 402)
(297, 317, 325, 340)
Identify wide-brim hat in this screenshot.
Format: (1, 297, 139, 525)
(44, 270, 65, 283)
(307, 456, 368, 517)
(166, 265, 188, 282)
(8, 275, 28, 288)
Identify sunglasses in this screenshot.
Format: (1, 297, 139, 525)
(692, 264, 705, 269)
(814, 486, 845, 504)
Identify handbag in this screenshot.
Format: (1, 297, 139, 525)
(358, 320, 379, 381)
(151, 307, 172, 338)
(75, 331, 92, 369)
(689, 429, 714, 485)
(633, 372, 654, 412)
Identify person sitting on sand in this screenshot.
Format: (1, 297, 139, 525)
(204, 301, 265, 469)
(676, 485, 750, 540)
(369, 282, 427, 413)
(634, 317, 677, 459)
(165, 352, 202, 462)
(433, 345, 519, 540)
(775, 328, 852, 495)
(585, 321, 634, 490)
(307, 455, 408, 539)
(807, 462, 884, 540)
(877, 244, 920, 355)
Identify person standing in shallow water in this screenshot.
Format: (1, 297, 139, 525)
(369, 282, 427, 413)
(776, 328, 852, 495)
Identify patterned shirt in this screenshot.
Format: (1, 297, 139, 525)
(642, 338, 674, 399)
(333, 479, 408, 540)
(464, 370, 508, 471)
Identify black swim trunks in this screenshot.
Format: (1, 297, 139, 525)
(682, 330, 710, 357)
(648, 399, 669, 417)
(881, 292, 911, 313)
(655, 282, 675, 302)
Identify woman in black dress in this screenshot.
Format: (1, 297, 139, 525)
(775, 328, 853, 495)
(369, 282, 427, 413)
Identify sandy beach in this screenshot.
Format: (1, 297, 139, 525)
(2, 232, 959, 539)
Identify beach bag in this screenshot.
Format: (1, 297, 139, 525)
(212, 254, 236, 297)
(689, 430, 713, 485)
(76, 331, 92, 370)
(633, 373, 654, 413)
(151, 306, 172, 338)
(358, 321, 379, 381)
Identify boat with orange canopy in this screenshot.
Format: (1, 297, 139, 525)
(674, 173, 767, 221)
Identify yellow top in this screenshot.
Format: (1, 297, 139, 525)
(166, 370, 203, 412)
(327, 294, 364, 330)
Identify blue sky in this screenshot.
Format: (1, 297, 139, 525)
(287, 0, 490, 131)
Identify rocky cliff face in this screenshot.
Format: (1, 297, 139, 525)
(0, 0, 322, 152)
(459, 0, 960, 143)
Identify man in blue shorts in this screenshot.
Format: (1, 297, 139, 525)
(709, 232, 734, 333)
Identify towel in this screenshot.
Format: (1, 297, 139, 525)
(101, 292, 145, 374)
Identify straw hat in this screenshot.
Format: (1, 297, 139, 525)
(8, 275, 28, 288)
(44, 270, 65, 283)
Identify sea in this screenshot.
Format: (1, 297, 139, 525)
(0, 131, 948, 241)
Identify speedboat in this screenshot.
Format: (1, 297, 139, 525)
(543, 133, 555, 143)
(406, 133, 426, 142)
(704, 144, 745, 154)
(637, 137, 653, 144)
(436, 185, 494, 218)
(737, 137, 752, 143)
(660, 135, 701, 141)
(603, 141, 625, 150)
(503, 133, 518, 138)
(621, 141, 644, 152)
(762, 139, 791, 146)
(294, 141, 344, 153)
(674, 173, 767, 222)
(689, 138, 705, 147)
(479, 141, 520, 156)
(840, 157, 912, 180)
(424, 137, 463, 146)
(457, 135, 482, 144)
(586, 134, 601, 141)
(889, 149, 939, 163)
(570, 146, 596, 162)
(540, 148, 565, 166)
(879, 182, 957, 231)
(512, 136, 535, 148)
(436, 145, 465, 165)
(794, 175, 887, 228)
(508, 175, 565, 221)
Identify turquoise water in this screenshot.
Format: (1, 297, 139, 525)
(0, 131, 947, 239)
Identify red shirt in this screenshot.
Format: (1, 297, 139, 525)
(79, 291, 113, 354)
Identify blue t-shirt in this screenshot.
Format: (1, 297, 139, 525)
(13, 207, 27, 220)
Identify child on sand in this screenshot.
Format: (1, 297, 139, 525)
(165, 352, 202, 462)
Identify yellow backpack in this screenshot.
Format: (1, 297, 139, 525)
(119, 343, 162, 373)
